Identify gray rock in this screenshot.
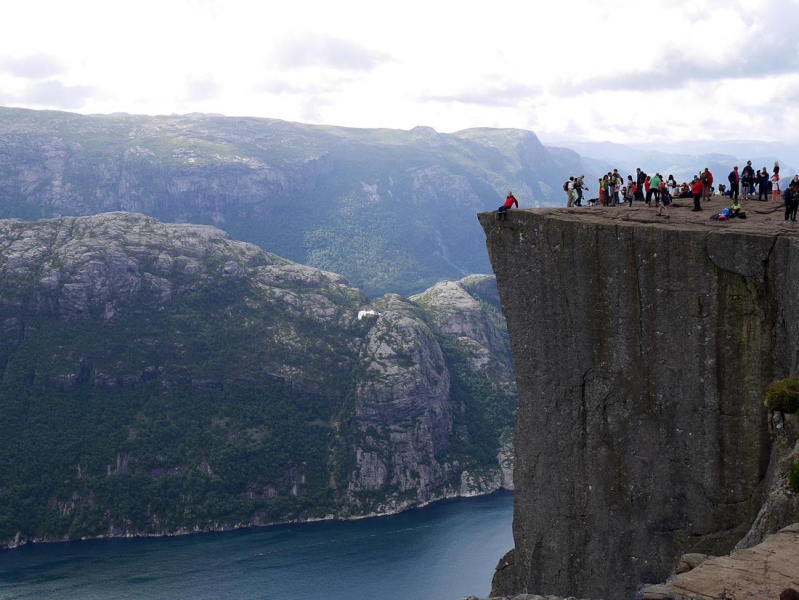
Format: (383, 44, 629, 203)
(479, 208, 797, 599)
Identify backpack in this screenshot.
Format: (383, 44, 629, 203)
(563, 181, 569, 191)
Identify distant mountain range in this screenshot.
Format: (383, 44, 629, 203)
(0, 108, 586, 297)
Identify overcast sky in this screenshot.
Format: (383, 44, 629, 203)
(1, 0, 798, 143)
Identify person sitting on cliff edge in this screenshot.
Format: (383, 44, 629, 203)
(497, 191, 518, 221)
(729, 198, 746, 219)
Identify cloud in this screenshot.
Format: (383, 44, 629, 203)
(562, 8, 799, 94)
(18, 80, 96, 109)
(186, 77, 222, 101)
(0, 54, 66, 80)
(423, 82, 540, 107)
(273, 35, 390, 71)
(259, 80, 323, 95)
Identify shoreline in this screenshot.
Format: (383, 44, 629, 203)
(1, 486, 514, 552)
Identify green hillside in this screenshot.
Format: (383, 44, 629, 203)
(0, 213, 515, 547)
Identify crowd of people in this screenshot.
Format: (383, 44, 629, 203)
(558, 161, 799, 220)
(497, 161, 799, 224)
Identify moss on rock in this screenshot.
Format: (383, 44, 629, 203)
(764, 377, 799, 414)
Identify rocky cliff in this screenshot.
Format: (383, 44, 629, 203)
(479, 204, 799, 599)
(0, 212, 515, 548)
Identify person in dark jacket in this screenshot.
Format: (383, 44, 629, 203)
(758, 169, 769, 201)
(786, 175, 799, 222)
(728, 166, 739, 200)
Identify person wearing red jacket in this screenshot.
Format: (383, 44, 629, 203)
(497, 191, 518, 221)
(691, 176, 704, 211)
(701, 168, 714, 200)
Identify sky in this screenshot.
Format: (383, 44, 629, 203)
(1, 0, 798, 143)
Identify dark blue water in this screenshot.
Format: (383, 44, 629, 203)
(0, 491, 513, 600)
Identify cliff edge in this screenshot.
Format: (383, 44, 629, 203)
(479, 201, 799, 599)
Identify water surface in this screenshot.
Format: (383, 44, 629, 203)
(0, 491, 513, 600)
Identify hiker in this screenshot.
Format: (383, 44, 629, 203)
(729, 199, 745, 219)
(786, 175, 799, 222)
(728, 166, 739, 200)
(644, 176, 652, 206)
(758, 169, 769, 201)
(691, 176, 703, 211)
(497, 191, 518, 220)
(666, 174, 677, 198)
(772, 170, 781, 201)
(742, 169, 753, 198)
(564, 177, 575, 207)
(789, 174, 799, 197)
(635, 168, 647, 201)
(613, 169, 623, 204)
(742, 161, 755, 198)
(574, 174, 586, 206)
(606, 173, 615, 206)
(624, 184, 635, 206)
(700, 168, 713, 200)
(650, 173, 662, 206)
(657, 180, 670, 217)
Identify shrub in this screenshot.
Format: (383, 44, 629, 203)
(763, 377, 799, 414)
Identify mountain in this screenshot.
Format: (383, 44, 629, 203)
(0, 107, 585, 297)
(0, 212, 515, 548)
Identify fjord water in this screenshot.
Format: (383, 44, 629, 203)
(0, 491, 512, 600)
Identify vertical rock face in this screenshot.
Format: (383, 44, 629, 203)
(352, 294, 453, 501)
(478, 209, 797, 599)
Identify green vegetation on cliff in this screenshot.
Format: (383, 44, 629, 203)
(0, 213, 515, 546)
(764, 377, 799, 414)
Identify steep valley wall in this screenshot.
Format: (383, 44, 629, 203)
(479, 208, 799, 599)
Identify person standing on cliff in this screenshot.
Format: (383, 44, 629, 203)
(636, 168, 647, 201)
(772, 170, 781, 202)
(650, 173, 662, 207)
(497, 191, 518, 220)
(657, 179, 670, 217)
(573, 174, 586, 206)
(700, 168, 713, 201)
(786, 175, 799, 222)
(691, 176, 703, 211)
(758, 169, 769, 201)
(728, 166, 740, 200)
